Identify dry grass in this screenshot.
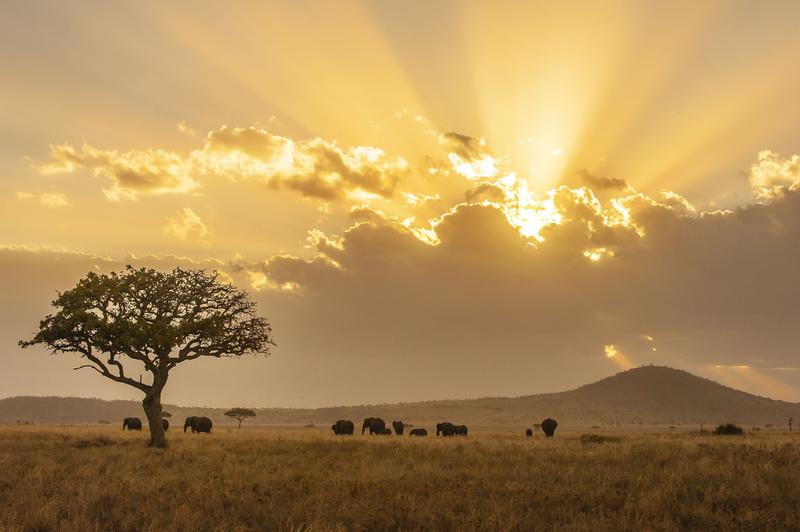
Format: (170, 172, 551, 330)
(0, 425, 798, 531)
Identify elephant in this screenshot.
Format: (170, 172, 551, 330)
(541, 418, 558, 437)
(162, 418, 170, 432)
(379, 428, 392, 435)
(409, 428, 428, 437)
(454, 425, 468, 436)
(331, 419, 355, 435)
(184, 416, 213, 434)
(436, 422, 456, 436)
(123, 417, 142, 431)
(361, 417, 387, 435)
(525, 428, 533, 437)
(392, 421, 405, 435)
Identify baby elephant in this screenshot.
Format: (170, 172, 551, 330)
(409, 428, 428, 437)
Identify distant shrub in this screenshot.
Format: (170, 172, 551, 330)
(579, 433, 621, 445)
(591, 425, 600, 429)
(713, 423, 744, 435)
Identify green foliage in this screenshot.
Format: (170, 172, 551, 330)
(18, 266, 274, 447)
(19, 266, 275, 393)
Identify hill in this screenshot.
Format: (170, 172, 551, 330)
(1, 366, 798, 427)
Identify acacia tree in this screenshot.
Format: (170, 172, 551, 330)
(19, 266, 274, 448)
(225, 407, 256, 429)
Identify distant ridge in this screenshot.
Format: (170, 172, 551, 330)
(1, 366, 798, 427)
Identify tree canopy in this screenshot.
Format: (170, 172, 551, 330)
(20, 266, 274, 446)
(225, 407, 257, 429)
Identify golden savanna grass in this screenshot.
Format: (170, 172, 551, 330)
(0, 426, 798, 531)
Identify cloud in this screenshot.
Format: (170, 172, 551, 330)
(16, 191, 69, 208)
(439, 132, 498, 179)
(5, 181, 800, 404)
(177, 121, 197, 136)
(464, 182, 508, 203)
(24, 120, 800, 403)
(37, 126, 410, 203)
(198, 126, 410, 200)
(403, 192, 442, 209)
(749, 150, 800, 199)
(225, 177, 800, 403)
(577, 169, 629, 191)
(163, 207, 213, 246)
(39, 144, 197, 201)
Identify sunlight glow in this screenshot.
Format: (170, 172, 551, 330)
(583, 247, 614, 262)
(604, 344, 635, 370)
(448, 152, 499, 180)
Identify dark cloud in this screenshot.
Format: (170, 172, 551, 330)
(465, 182, 508, 203)
(578, 169, 629, 191)
(234, 188, 800, 403)
(439, 132, 491, 162)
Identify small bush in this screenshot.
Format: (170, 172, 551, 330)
(713, 424, 744, 435)
(579, 433, 621, 445)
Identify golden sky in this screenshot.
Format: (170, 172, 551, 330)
(2, 1, 800, 407)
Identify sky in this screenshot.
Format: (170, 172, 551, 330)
(2, 0, 800, 407)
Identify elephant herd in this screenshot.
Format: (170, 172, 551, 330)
(331, 417, 558, 438)
(121, 416, 213, 434)
(120, 415, 558, 438)
(331, 417, 559, 437)
(330, 418, 465, 436)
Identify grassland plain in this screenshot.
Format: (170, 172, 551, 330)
(0, 426, 798, 531)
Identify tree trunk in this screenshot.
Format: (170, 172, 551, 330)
(142, 389, 166, 448)
(238, 418, 242, 429)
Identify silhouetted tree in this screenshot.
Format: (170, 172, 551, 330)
(225, 407, 256, 429)
(19, 266, 274, 448)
